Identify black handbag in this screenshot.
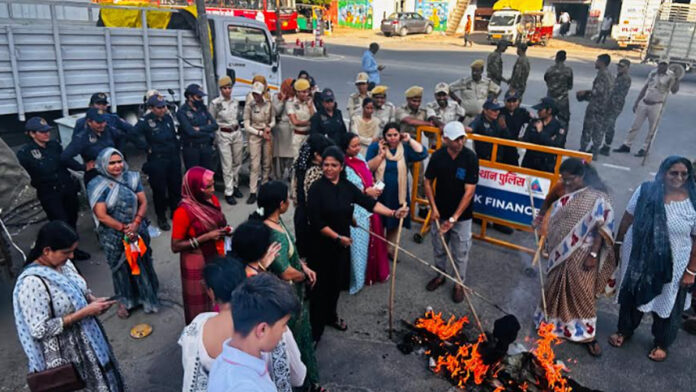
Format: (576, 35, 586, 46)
(26, 277, 86, 392)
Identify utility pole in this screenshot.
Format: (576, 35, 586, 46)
(194, 0, 218, 99)
(275, 0, 284, 46)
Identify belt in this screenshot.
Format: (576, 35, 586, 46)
(643, 99, 663, 106)
(294, 130, 309, 136)
(219, 127, 238, 133)
(182, 141, 211, 148)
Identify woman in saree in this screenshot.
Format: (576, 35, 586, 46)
(609, 156, 696, 362)
(341, 132, 389, 293)
(533, 158, 616, 357)
(171, 167, 230, 324)
(349, 97, 380, 155)
(87, 147, 159, 319)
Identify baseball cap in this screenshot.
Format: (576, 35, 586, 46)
(25, 117, 52, 133)
(147, 94, 167, 107)
(90, 92, 108, 105)
(185, 83, 206, 97)
(443, 121, 466, 140)
(321, 88, 335, 102)
(482, 99, 503, 110)
(531, 97, 557, 112)
(86, 108, 107, 123)
(434, 82, 449, 95)
(504, 90, 520, 101)
(251, 81, 265, 95)
(355, 72, 369, 84)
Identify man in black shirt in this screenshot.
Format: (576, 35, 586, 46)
(424, 121, 478, 303)
(499, 90, 531, 165)
(310, 88, 347, 143)
(522, 97, 566, 173)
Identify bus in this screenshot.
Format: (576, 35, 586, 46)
(166, 0, 298, 32)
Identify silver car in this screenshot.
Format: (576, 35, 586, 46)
(381, 12, 434, 37)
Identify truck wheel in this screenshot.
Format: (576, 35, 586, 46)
(425, 25, 433, 34)
(400, 27, 408, 37)
(384, 32, 392, 37)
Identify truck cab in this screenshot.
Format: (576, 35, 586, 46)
(488, 9, 521, 44)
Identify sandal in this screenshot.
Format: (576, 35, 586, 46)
(329, 318, 348, 331)
(608, 332, 628, 348)
(116, 304, 130, 319)
(648, 346, 667, 362)
(585, 340, 602, 357)
(309, 383, 329, 392)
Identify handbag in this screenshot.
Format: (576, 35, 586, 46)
(26, 277, 86, 392)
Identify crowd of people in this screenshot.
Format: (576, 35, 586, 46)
(9, 40, 693, 392)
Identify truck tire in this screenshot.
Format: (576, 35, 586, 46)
(384, 32, 392, 37)
(400, 27, 408, 37)
(425, 25, 433, 34)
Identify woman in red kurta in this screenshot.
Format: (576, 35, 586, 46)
(171, 167, 229, 323)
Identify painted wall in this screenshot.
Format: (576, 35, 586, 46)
(337, 0, 373, 29)
(415, 0, 450, 31)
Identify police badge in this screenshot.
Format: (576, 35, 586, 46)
(89, 134, 97, 144)
(186, 111, 194, 119)
(148, 119, 157, 128)
(31, 149, 42, 159)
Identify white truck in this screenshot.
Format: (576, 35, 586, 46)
(0, 0, 281, 123)
(644, 2, 696, 72)
(614, 0, 661, 48)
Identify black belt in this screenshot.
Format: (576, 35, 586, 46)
(182, 141, 211, 148)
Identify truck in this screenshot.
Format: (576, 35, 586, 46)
(0, 0, 282, 124)
(487, 9, 554, 45)
(644, 2, 696, 72)
(614, 0, 661, 48)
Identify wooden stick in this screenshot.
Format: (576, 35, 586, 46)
(388, 203, 406, 339)
(525, 176, 548, 320)
(434, 219, 486, 339)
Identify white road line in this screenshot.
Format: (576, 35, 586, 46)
(601, 163, 631, 171)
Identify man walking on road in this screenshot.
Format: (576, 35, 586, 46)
(599, 59, 631, 156)
(487, 41, 508, 87)
(463, 15, 473, 47)
(210, 76, 243, 205)
(450, 59, 501, 125)
(424, 121, 478, 303)
(613, 60, 680, 157)
(596, 16, 612, 44)
(362, 42, 385, 90)
(544, 50, 573, 130)
(508, 43, 530, 100)
(578, 54, 613, 159)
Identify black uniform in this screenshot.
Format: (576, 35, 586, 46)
(135, 112, 182, 220)
(521, 118, 565, 172)
(176, 102, 218, 170)
(310, 108, 348, 144)
(469, 113, 508, 162)
(17, 140, 80, 228)
(499, 106, 531, 165)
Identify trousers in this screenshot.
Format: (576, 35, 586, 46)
(603, 109, 622, 146)
(216, 130, 244, 196)
(145, 156, 182, 219)
(431, 219, 472, 280)
(182, 142, 214, 170)
(292, 133, 308, 159)
(617, 287, 687, 348)
(623, 101, 662, 150)
(37, 185, 79, 229)
(248, 134, 272, 194)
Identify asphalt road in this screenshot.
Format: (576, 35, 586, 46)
(0, 42, 695, 392)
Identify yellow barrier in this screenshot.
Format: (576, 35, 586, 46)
(410, 125, 592, 254)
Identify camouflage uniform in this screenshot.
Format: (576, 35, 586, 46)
(508, 54, 530, 99)
(580, 68, 614, 153)
(603, 72, 632, 147)
(449, 77, 501, 124)
(486, 51, 504, 86)
(544, 62, 574, 129)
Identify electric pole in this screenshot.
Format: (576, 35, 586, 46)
(275, 0, 284, 46)
(194, 0, 218, 99)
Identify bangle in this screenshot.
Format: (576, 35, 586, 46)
(686, 268, 696, 276)
(192, 237, 200, 248)
(614, 241, 623, 245)
(392, 210, 397, 217)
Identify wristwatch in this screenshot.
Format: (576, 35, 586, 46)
(589, 251, 598, 258)
(448, 217, 456, 224)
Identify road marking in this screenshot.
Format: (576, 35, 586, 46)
(601, 163, 631, 171)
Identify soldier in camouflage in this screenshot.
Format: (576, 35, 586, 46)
(486, 41, 508, 86)
(508, 43, 530, 100)
(599, 59, 632, 156)
(578, 54, 614, 159)
(543, 50, 573, 130)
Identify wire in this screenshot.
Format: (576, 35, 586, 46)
(0, 217, 26, 263)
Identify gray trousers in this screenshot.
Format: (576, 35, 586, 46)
(431, 219, 472, 281)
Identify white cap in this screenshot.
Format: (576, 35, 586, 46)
(434, 82, 449, 94)
(251, 81, 265, 95)
(443, 121, 466, 140)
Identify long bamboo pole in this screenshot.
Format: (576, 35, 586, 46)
(388, 203, 407, 339)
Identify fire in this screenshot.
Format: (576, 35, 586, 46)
(414, 310, 469, 341)
(434, 334, 490, 387)
(532, 322, 572, 392)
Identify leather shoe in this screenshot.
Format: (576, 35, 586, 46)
(613, 144, 630, 153)
(233, 187, 243, 198)
(158, 216, 171, 231)
(225, 195, 237, 205)
(73, 249, 91, 261)
(426, 275, 445, 291)
(599, 145, 610, 156)
(452, 285, 464, 303)
(634, 149, 646, 157)
(246, 193, 257, 205)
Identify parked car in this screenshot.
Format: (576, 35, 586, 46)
(381, 12, 434, 37)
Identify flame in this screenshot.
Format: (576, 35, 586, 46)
(434, 334, 491, 387)
(414, 310, 469, 341)
(532, 322, 572, 392)
(492, 386, 506, 392)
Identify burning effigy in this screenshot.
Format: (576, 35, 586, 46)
(398, 310, 604, 392)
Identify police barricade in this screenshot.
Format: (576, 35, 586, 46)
(410, 125, 592, 254)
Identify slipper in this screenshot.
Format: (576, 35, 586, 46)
(648, 346, 667, 362)
(585, 340, 602, 357)
(117, 304, 130, 319)
(608, 332, 628, 348)
(309, 384, 329, 392)
(329, 318, 348, 331)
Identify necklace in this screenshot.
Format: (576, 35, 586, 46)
(266, 217, 280, 225)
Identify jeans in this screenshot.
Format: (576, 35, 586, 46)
(431, 219, 472, 281)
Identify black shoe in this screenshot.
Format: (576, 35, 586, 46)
(225, 195, 237, 205)
(599, 145, 610, 156)
(73, 248, 91, 261)
(634, 149, 646, 157)
(233, 187, 243, 198)
(592, 152, 599, 161)
(158, 216, 171, 231)
(246, 193, 257, 205)
(613, 144, 630, 153)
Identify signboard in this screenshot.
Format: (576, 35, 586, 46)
(415, 0, 448, 32)
(473, 167, 551, 226)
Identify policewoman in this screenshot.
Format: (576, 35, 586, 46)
(176, 83, 218, 170)
(72, 92, 135, 142)
(16, 117, 91, 260)
(135, 94, 182, 231)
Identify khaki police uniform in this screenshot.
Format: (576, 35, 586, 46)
(426, 100, 466, 125)
(244, 97, 276, 194)
(449, 77, 500, 125)
(286, 97, 315, 157)
(209, 95, 242, 197)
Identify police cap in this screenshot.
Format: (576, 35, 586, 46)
(470, 59, 485, 69)
(371, 85, 388, 96)
(294, 78, 310, 91)
(218, 75, 234, 88)
(405, 86, 423, 98)
(86, 107, 107, 123)
(25, 117, 52, 133)
(147, 94, 167, 108)
(90, 92, 108, 105)
(185, 83, 206, 97)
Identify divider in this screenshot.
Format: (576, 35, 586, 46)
(410, 125, 592, 254)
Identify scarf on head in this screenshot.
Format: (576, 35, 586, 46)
(375, 142, 407, 205)
(87, 147, 140, 212)
(180, 167, 227, 236)
(619, 156, 696, 307)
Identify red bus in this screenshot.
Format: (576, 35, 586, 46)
(202, 0, 298, 32)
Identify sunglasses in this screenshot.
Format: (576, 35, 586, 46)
(108, 159, 123, 166)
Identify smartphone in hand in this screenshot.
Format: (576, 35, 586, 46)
(374, 180, 385, 191)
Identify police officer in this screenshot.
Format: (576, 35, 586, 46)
(544, 50, 574, 130)
(426, 82, 466, 130)
(522, 97, 566, 172)
(346, 72, 370, 118)
(450, 59, 501, 125)
(17, 117, 90, 260)
(578, 54, 613, 159)
(507, 43, 530, 100)
(467, 99, 506, 162)
(244, 81, 276, 205)
(395, 86, 433, 139)
(287, 78, 315, 158)
(310, 88, 347, 143)
(73, 92, 136, 142)
(499, 90, 531, 165)
(177, 83, 218, 170)
(487, 41, 508, 86)
(368, 85, 396, 131)
(209, 76, 243, 205)
(135, 95, 181, 231)
(61, 107, 143, 185)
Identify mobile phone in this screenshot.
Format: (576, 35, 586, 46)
(107, 295, 122, 302)
(374, 180, 385, 191)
